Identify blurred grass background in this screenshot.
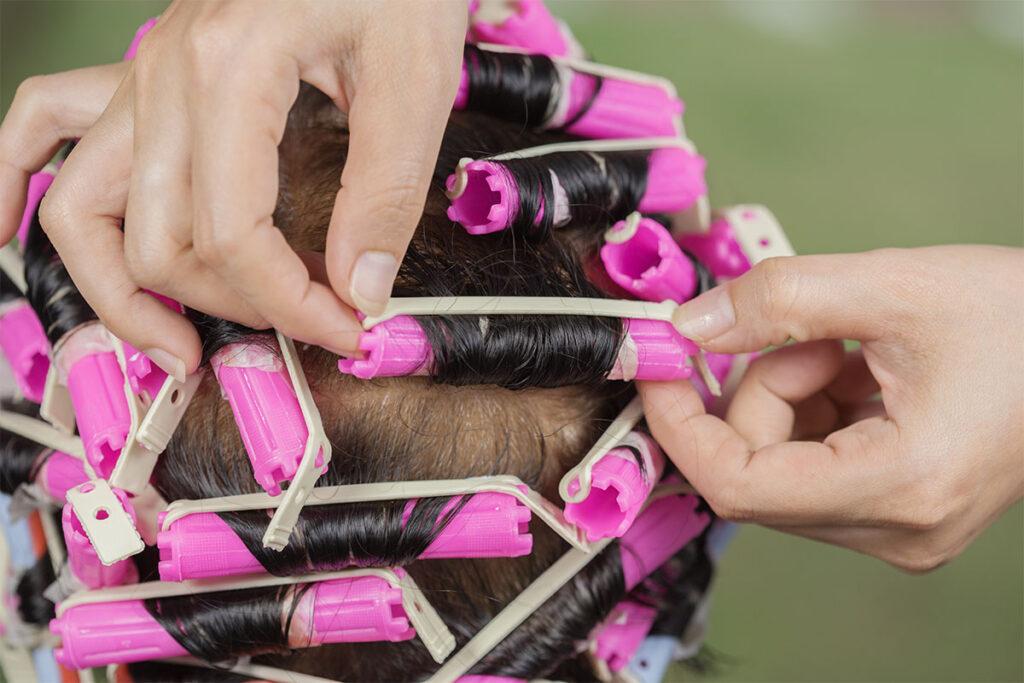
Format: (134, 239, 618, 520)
(2, 1, 1022, 682)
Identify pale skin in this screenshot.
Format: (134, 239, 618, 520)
(1, 4, 1021, 571)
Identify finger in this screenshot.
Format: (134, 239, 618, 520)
(825, 347, 881, 405)
(0, 63, 128, 244)
(39, 81, 201, 377)
(122, 50, 265, 328)
(766, 523, 953, 574)
(189, 50, 362, 354)
(725, 340, 845, 449)
(323, 26, 463, 316)
(639, 379, 905, 526)
(792, 394, 841, 441)
(671, 250, 919, 353)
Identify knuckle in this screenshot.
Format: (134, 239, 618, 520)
(184, 18, 238, 76)
(124, 241, 172, 290)
(191, 227, 229, 268)
(37, 190, 76, 237)
(12, 75, 51, 112)
(749, 257, 807, 341)
(705, 481, 754, 523)
(890, 545, 951, 574)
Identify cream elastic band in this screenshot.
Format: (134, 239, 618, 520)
(0, 244, 26, 293)
(361, 297, 677, 329)
(261, 331, 333, 551)
(0, 410, 86, 463)
(161, 474, 593, 553)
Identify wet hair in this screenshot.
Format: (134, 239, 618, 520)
(461, 44, 603, 132)
(0, 76, 721, 681)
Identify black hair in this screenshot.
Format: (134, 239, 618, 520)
(125, 661, 253, 683)
(396, 229, 626, 389)
(145, 583, 311, 664)
(472, 150, 650, 243)
(461, 44, 603, 133)
(0, 400, 51, 495)
(15, 549, 56, 626)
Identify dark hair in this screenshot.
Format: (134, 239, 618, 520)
(15, 547, 56, 626)
(124, 661, 253, 683)
(461, 44, 603, 132)
(0, 400, 50, 495)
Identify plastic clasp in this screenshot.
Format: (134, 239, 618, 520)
(64, 480, 144, 566)
(62, 491, 139, 589)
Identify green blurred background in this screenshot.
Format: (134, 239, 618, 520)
(2, 1, 1022, 682)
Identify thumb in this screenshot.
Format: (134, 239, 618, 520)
(324, 37, 462, 316)
(672, 251, 910, 354)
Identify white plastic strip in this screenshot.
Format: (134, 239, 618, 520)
(39, 365, 76, 435)
(723, 205, 795, 263)
(261, 332, 333, 550)
(0, 243, 26, 293)
(38, 506, 65, 572)
(362, 297, 677, 329)
(57, 567, 455, 664)
(559, 396, 644, 504)
(64, 480, 144, 565)
(110, 338, 201, 494)
(0, 410, 86, 462)
(161, 474, 591, 552)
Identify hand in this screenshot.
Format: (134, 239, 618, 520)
(25, 0, 467, 379)
(640, 246, 1024, 572)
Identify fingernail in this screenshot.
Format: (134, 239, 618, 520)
(672, 286, 735, 343)
(144, 348, 186, 384)
(350, 251, 398, 316)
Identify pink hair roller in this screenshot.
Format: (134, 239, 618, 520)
(677, 217, 751, 280)
(454, 59, 682, 140)
(338, 315, 433, 380)
(39, 451, 89, 503)
(0, 301, 51, 403)
(601, 216, 698, 304)
(123, 17, 158, 60)
(469, 0, 581, 58)
(338, 316, 696, 382)
(212, 343, 326, 496)
(291, 574, 413, 645)
(446, 148, 706, 236)
(61, 488, 139, 589)
(66, 350, 131, 478)
(591, 600, 658, 673)
(16, 170, 55, 248)
(122, 293, 182, 400)
(619, 492, 710, 590)
(157, 492, 532, 581)
(51, 574, 412, 668)
(563, 435, 666, 542)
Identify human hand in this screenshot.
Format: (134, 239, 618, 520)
(20, 0, 466, 379)
(641, 245, 1024, 571)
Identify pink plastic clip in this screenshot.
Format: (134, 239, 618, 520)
(39, 451, 89, 503)
(51, 574, 413, 668)
(0, 301, 51, 403)
(455, 58, 682, 140)
(64, 345, 131, 479)
(563, 434, 666, 541)
(122, 294, 181, 400)
(337, 315, 433, 380)
(601, 215, 698, 304)
(61, 488, 139, 589)
(16, 171, 55, 248)
(619, 492, 710, 590)
(157, 491, 532, 581)
(446, 147, 706, 236)
(677, 216, 751, 280)
(338, 316, 696, 382)
(211, 343, 326, 496)
(291, 574, 414, 645)
(591, 600, 658, 673)
(469, 0, 581, 57)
